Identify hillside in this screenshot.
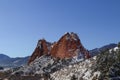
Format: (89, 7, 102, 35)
(6, 43, 119, 80)
(0, 54, 29, 68)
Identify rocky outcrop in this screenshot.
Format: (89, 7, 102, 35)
(50, 47, 120, 80)
(28, 39, 51, 64)
(50, 32, 90, 59)
(28, 32, 90, 64)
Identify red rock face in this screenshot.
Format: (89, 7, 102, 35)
(28, 39, 51, 64)
(50, 32, 90, 59)
(28, 32, 90, 64)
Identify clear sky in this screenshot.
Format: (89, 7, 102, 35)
(0, 0, 120, 57)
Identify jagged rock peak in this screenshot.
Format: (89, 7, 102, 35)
(36, 39, 51, 50)
(50, 32, 90, 59)
(64, 32, 79, 41)
(28, 39, 52, 64)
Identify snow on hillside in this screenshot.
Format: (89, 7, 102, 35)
(50, 56, 99, 80)
(50, 47, 120, 80)
(9, 44, 120, 80)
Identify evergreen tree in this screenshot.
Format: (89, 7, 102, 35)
(117, 42, 120, 62)
(0, 66, 4, 70)
(118, 42, 120, 48)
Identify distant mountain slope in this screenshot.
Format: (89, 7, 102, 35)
(0, 54, 10, 60)
(89, 43, 117, 57)
(0, 54, 29, 68)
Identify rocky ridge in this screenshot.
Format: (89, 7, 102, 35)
(50, 32, 90, 59)
(28, 32, 90, 64)
(28, 39, 51, 64)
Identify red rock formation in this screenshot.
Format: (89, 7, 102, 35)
(28, 39, 51, 64)
(50, 32, 90, 59)
(28, 32, 90, 64)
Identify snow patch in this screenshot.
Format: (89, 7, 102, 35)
(109, 47, 118, 53)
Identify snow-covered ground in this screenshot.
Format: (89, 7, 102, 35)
(11, 47, 120, 80)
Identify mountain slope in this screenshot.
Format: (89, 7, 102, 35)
(0, 54, 29, 68)
(89, 43, 117, 57)
(50, 46, 120, 80)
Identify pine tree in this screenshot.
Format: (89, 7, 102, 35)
(117, 42, 120, 62)
(118, 42, 120, 48)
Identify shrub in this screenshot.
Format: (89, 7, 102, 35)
(0, 67, 3, 70)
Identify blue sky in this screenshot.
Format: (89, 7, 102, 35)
(0, 0, 120, 57)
